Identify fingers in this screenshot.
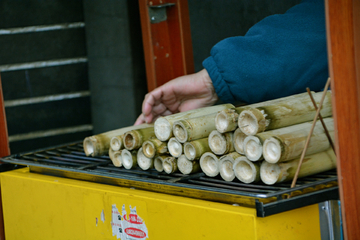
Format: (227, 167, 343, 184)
(134, 113, 146, 126)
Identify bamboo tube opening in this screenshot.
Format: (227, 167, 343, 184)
(154, 117, 172, 141)
(199, 152, 219, 177)
(83, 137, 98, 156)
(233, 128, 246, 154)
(142, 141, 156, 158)
(137, 147, 153, 170)
(124, 132, 137, 150)
(243, 136, 263, 161)
(260, 161, 280, 185)
(177, 154, 199, 175)
(208, 130, 226, 155)
(219, 158, 235, 181)
(172, 122, 188, 143)
(215, 109, 238, 133)
(121, 149, 136, 169)
(262, 137, 282, 163)
(163, 157, 177, 174)
(110, 136, 123, 151)
(168, 137, 183, 157)
(238, 109, 266, 135)
(184, 142, 196, 160)
(154, 156, 165, 172)
(233, 157, 258, 183)
(113, 151, 123, 167)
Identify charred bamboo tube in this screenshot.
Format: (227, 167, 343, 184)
(83, 123, 153, 156)
(218, 152, 242, 181)
(154, 155, 169, 172)
(142, 138, 168, 158)
(177, 154, 200, 175)
(109, 148, 122, 167)
(199, 152, 220, 177)
(233, 128, 247, 155)
(243, 135, 267, 161)
(154, 104, 234, 141)
(183, 138, 210, 161)
(238, 91, 332, 135)
(124, 127, 155, 150)
(110, 135, 124, 151)
(137, 147, 154, 170)
(260, 148, 336, 185)
(173, 112, 218, 143)
(208, 130, 234, 155)
(233, 156, 260, 183)
(215, 92, 309, 133)
(167, 137, 183, 157)
(262, 118, 334, 163)
(121, 149, 138, 169)
(163, 156, 178, 174)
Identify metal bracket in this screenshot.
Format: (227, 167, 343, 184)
(148, 3, 175, 24)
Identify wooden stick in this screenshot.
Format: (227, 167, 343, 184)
(154, 104, 234, 141)
(291, 78, 332, 188)
(306, 87, 336, 154)
(183, 138, 210, 161)
(208, 130, 234, 155)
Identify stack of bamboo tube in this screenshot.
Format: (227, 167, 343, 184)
(83, 91, 336, 185)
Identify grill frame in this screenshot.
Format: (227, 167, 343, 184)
(0, 141, 339, 217)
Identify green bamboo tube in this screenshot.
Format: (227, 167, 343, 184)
(154, 155, 169, 172)
(238, 91, 332, 135)
(177, 155, 200, 175)
(233, 128, 247, 155)
(121, 149, 138, 169)
(199, 152, 220, 177)
(183, 138, 210, 161)
(163, 157, 178, 174)
(137, 147, 154, 170)
(167, 137, 183, 157)
(154, 104, 234, 141)
(218, 152, 242, 181)
(172, 112, 218, 143)
(124, 127, 155, 150)
(262, 118, 334, 163)
(260, 148, 336, 185)
(208, 130, 234, 155)
(110, 135, 124, 151)
(83, 123, 153, 156)
(109, 148, 122, 167)
(142, 138, 168, 158)
(233, 156, 261, 183)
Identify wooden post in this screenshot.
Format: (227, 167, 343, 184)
(326, 0, 360, 239)
(138, 0, 194, 92)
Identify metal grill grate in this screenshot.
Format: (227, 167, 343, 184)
(0, 141, 339, 217)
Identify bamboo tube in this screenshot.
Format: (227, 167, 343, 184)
(109, 148, 122, 167)
(214, 93, 309, 133)
(262, 118, 334, 163)
(260, 148, 336, 185)
(243, 135, 266, 161)
(154, 104, 234, 141)
(183, 138, 210, 161)
(218, 152, 242, 181)
(208, 130, 234, 155)
(172, 112, 218, 143)
(121, 149, 138, 169)
(163, 157, 178, 174)
(167, 137, 183, 157)
(199, 152, 220, 177)
(142, 138, 168, 158)
(233, 156, 260, 183)
(238, 91, 332, 135)
(110, 135, 124, 151)
(154, 155, 169, 172)
(124, 127, 155, 150)
(137, 147, 154, 170)
(233, 128, 247, 155)
(177, 154, 200, 175)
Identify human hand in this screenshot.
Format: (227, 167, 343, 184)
(134, 69, 218, 125)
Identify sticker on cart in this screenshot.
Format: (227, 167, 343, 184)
(111, 204, 149, 240)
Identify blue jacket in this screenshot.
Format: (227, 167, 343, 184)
(203, 0, 328, 104)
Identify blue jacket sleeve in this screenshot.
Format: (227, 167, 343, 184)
(202, 0, 328, 104)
